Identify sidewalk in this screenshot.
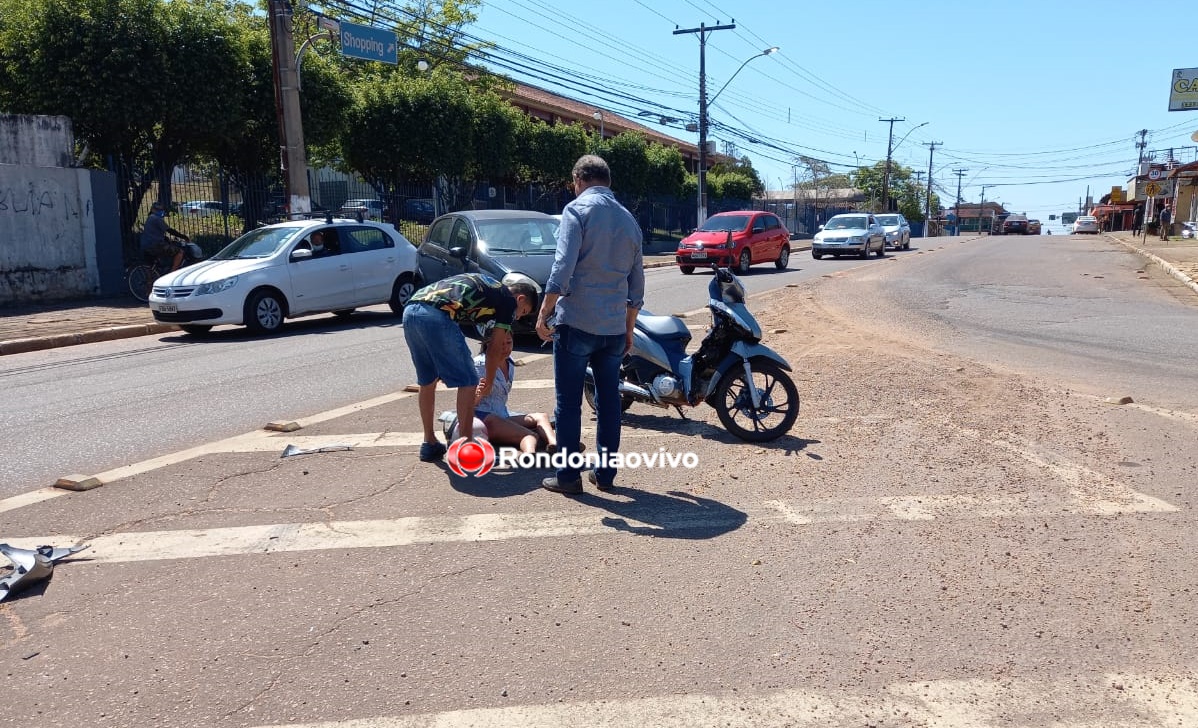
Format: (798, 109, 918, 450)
(0, 245, 683, 356)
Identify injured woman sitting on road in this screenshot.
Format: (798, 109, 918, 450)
(470, 327, 558, 454)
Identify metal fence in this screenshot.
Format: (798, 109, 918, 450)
(112, 161, 833, 264)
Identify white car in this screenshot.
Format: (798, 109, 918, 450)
(148, 218, 419, 335)
(875, 213, 911, 250)
(811, 213, 886, 259)
(179, 200, 226, 218)
(1071, 215, 1100, 234)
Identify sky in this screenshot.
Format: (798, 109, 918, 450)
(467, 0, 1198, 228)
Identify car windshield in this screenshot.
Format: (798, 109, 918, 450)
(698, 215, 750, 232)
(876, 215, 900, 225)
(826, 216, 867, 230)
(212, 227, 301, 259)
(476, 219, 561, 254)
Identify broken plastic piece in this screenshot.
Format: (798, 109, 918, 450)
(280, 443, 354, 458)
(0, 543, 89, 602)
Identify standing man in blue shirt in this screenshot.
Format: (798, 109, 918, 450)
(536, 155, 644, 494)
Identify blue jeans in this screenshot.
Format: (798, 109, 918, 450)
(554, 325, 626, 485)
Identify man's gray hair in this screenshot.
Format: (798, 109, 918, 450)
(572, 155, 611, 185)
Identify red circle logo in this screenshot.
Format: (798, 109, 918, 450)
(446, 437, 496, 477)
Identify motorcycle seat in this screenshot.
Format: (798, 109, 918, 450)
(636, 312, 691, 340)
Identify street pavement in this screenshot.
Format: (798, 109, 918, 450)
(1, 233, 1194, 357)
(2, 233, 1197, 726)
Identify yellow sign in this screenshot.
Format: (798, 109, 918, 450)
(1145, 182, 1161, 197)
(1110, 187, 1124, 203)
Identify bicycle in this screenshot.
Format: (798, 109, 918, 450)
(126, 239, 203, 302)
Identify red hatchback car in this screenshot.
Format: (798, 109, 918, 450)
(675, 211, 791, 275)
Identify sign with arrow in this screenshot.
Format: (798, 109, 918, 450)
(340, 21, 397, 64)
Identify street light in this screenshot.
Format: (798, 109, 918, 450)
(881, 121, 928, 213)
(674, 20, 777, 226)
(592, 110, 604, 150)
(692, 47, 778, 225)
(709, 46, 779, 106)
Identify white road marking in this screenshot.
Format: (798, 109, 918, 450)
(958, 430, 1178, 515)
(0, 487, 66, 514)
(242, 673, 1198, 728)
(9, 481, 1179, 565)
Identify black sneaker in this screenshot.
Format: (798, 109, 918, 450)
(419, 441, 447, 462)
(541, 476, 583, 494)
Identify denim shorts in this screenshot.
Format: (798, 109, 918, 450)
(402, 302, 480, 388)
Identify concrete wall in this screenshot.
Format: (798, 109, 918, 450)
(0, 165, 103, 303)
(0, 114, 74, 168)
(0, 114, 124, 304)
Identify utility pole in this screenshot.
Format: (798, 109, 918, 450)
(979, 185, 990, 234)
(674, 21, 735, 227)
(268, 0, 310, 218)
(879, 117, 903, 212)
(924, 141, 941, 237)
(1136, 129, 1149, 169)
(953, 168, 966, 236)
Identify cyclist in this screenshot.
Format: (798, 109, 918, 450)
(139, 202, 190, 272)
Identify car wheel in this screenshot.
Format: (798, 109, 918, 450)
(858, 245, 869, 259)
(389, 273, 416, 315)
(811, 251, 822, 260)
(775, 246, 790, 269)
(179, 324, 212, 336)
(876, 241, 885, 257)
(243, 289, 285, 334)
(903, 237, 910, 250)
(737, 249, 752, 275)
(679, 265, 695, 275)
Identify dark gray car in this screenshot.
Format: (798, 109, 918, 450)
(415, 210, 559, 332)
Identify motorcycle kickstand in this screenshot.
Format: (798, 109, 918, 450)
(673, 405, 688, 419)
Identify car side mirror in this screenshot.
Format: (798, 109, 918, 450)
(817, 224, 824, 231)
(291, 248, 313, 260)
(449, 246, 468, 259)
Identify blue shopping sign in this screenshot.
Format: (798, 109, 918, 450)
(340, 21, 397, 64)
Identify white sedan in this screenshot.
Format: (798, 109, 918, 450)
(148, 218, 420, 335)
(1071, 215, 1100, 234)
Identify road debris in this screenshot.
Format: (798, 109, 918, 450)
(0, 543, 90, 602)
(280, 443, 354, 458)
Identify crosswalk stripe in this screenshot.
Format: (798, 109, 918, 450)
(241, 674, 1198, 727)
(7, 481, 1177, 564)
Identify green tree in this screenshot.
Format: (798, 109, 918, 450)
(710, 155, 764, 196)
(644, 142, 686, 198)
(516, 120, 588, 188)
(598, 132, 650, 201)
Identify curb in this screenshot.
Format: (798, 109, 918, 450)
(1, 246, 816, 355)
(0, 323, 178, 356)
(1110, 238, 1198, 297)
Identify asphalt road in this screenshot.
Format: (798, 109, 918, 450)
(2, 234, 1196, 726)
(0, 246, 892, 496)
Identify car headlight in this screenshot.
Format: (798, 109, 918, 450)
(195, 276, 239, 295)
(849, 236, 864, 243)
(501, 272, 542, 295)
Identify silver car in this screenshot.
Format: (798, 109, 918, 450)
(876, 213, 911, 250)
(812, 213, 886, 259)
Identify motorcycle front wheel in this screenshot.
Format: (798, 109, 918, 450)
(711, 359, 799, 442)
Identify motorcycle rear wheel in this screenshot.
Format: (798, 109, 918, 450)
(711, 359, 799, 442)
(583, 379, 634, 413)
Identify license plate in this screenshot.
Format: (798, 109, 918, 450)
(158, 303, 178, 314)
(691, 251, 707, 260)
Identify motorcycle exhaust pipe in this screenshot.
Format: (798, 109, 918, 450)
(619, 381, 669, 408)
